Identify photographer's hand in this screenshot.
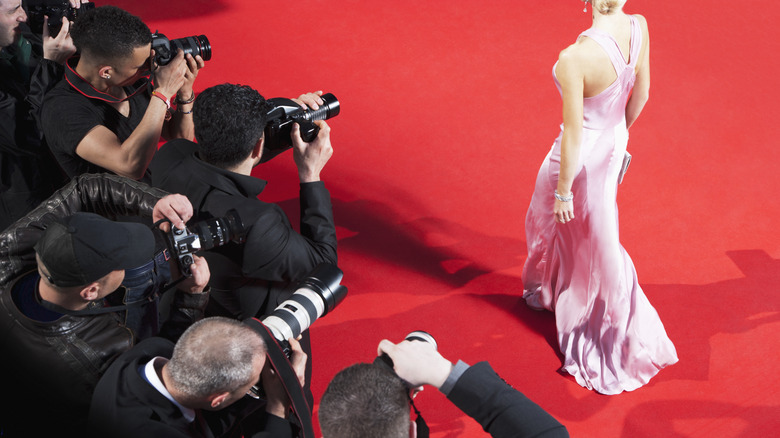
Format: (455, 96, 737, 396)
(176, 53, 204, 108)
(291, 91, 324, 110)
(262, 337, 308, 418)
(175, 254, 210, 294)
(152, 194, 193, 233)
(292, 120, 333, 183)
(152, 49, 188, 99)
(377, 339, 453, 389)
(42, 16, 77, 64)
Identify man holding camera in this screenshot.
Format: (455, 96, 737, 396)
(0, 175, 210, 435)
(88, 316, 308, 438)
(0, 0, 85, 229)
(149, 83, 338, 321)
(318, 338, 570, 438)
(41, 5, 203, 180)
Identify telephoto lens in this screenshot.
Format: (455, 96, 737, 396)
(262, 263, 348, 349)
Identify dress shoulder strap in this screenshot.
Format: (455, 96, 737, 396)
(627, 15, 642, 69)
(580, 15, 642, 70)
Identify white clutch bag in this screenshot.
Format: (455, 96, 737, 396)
(618, 151, 632, 184)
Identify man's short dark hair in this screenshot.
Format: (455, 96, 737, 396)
(193, 83, 269, 169)
(319, 363, 410, 438)
(70, 6, 151, 63)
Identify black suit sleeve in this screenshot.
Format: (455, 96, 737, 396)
(446, 362, 569, 438)
(242, 181, 337, 282)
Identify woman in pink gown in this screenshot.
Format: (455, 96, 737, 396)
(522, 0, 678, 395)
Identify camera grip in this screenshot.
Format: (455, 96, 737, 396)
(297, 119, 320, 142)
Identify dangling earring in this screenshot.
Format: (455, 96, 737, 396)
(583, 0, 588, 13)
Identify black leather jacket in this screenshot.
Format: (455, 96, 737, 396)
(0, 173, 208, 435)
(0, 172, 166, 284)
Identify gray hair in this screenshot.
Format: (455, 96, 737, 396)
(167, 317, 266, 398)
(319, 363, 410, 438)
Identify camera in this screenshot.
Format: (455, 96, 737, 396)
(261, 93, 340, 163)
(151, 32, 212, 66)
(25, 0, 95, 36)
(160, 210, 245, 276)
(262, 263, 348, 355)
(375, 331, 438, 387)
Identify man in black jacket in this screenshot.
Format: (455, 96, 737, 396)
(319, 339, 570, 438)
(0, 0, 83, 228)
(149, 83, 337, 321)
(0, 174, 209, 436)
(88, 317, 307, 438)
(149, 84, 336, 409)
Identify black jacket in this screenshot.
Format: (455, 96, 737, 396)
(0, 26, 68, 228)
(447, 362, 569, 438)
(88, 337, 294, 438)
(0, 173, 166, 284)
(149, 139, 338, 318)
(0, 173, 208, 436)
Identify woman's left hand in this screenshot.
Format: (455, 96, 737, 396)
(554, 198, 574, 224)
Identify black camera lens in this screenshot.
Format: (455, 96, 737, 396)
(301, 93, 340, 122)
(152, 33, 212, 66)
(160, 209, 244, 277)
(190, 210, 244, 251)
(170, 35, 212, 62)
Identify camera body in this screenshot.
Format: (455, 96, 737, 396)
(262, 263, 348, 355)
(161, 210, 245, 276)
(25, 0, 95, 36)
(151, 32, 211, 66)
(261, 93, 340, 163)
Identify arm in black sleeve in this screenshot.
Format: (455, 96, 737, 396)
(243, 182, 337, 282)
(26, 58, 64, 128)
(0, 173, 168, 285)
(157, 289, 209, 342)
(446, 362, 569, 438)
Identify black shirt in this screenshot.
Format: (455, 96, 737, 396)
(41, 57, 151, 178)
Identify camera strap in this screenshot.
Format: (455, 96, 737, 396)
(244, 317, 314, 438)
(64, 57, 150, 103)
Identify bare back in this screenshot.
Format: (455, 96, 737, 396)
(557, 14, 649, 98)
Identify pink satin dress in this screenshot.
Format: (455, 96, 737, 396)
(522, 16, 678, 395)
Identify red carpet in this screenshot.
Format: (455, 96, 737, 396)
(114, 0, 780, 436)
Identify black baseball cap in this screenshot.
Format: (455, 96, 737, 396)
(34, 212, 155, 287)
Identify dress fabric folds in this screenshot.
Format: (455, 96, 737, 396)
(522, 15, 678, 395)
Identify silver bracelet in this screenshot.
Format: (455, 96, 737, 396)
(554, 190, 573, 202)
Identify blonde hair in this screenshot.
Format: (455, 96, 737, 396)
(592, 0, 622, 15)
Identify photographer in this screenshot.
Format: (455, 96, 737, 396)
(148, 83, 337, 322)
(0, 208, 210, 435)
(0, 0, 86, 229)
(318, 339, 569, 438)
(88, 316, 308, 438)
(41, 5, 203, 180)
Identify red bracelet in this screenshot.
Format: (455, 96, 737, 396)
(151, 90, 173, 120)
(151, 90, 171, 109)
